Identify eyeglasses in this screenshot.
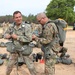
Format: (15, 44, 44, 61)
(38, 17, 45, 22)
(38, 18, 42, 23)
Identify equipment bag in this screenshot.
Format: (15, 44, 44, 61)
(0, 59, 4, 65)
(6, 42, 15, 53)
(21, 45, 32, 56)
(62, 57, 72, 65)
(51, 19, 68, 43)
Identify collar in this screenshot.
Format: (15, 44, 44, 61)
(14, 22, 25, 29)
(43, 19, 51, 29)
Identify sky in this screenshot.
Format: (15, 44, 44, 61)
(0, 0, 51, 16)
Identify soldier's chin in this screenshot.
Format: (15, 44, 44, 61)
(16, 22, 21, 25)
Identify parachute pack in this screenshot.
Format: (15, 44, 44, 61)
(51, 18, 68, 43)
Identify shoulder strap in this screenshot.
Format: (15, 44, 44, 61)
(45, 21, 59, 40)
(47, 21, 58, 33)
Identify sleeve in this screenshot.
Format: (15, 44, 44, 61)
(17, 24, 32, 42)
(40, 23, 55, 44)
(4, 26, 13, 38)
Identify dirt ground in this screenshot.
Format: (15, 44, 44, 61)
(0, 28, 75, 75)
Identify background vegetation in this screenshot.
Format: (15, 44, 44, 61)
(0, 0, 75, 25)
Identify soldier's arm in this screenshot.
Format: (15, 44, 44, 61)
(17, 24, 32, 42)
(39, 24, 55, 44)
(4, 26, 12, 39)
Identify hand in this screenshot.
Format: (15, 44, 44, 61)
(32, 34, 39, 41)
(32, 34, 38, 40)
(5, 34, 11, 39)
(11, 33, 17, 39)
(32, 34, 37, 39)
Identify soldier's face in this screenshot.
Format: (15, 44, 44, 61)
(37, 17, 45, 25)
(13, 13, 22, 25)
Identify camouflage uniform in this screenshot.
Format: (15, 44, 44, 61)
(39, 20, 60, 75)
(5, 22, 36, 75)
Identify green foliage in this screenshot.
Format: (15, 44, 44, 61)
(45, 0, 75, 25)
(25, 14, 36, 23)
(0, 14, 36, 23)
(0, 15, 13, 23)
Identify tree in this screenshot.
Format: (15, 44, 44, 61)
(0, 14, 36, 23)
(26, 14, 36, 23)
(45, 0, 75, 25)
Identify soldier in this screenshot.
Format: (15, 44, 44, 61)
(4, 11, 36, 75)
(32, 12, 61, 75)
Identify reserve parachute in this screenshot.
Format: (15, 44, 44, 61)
(51, 18, 68, 43)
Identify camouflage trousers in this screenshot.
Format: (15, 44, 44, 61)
(45, 57, 55, 75)
(41, 45, 56, 75)
(6, 53, 37, 75)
